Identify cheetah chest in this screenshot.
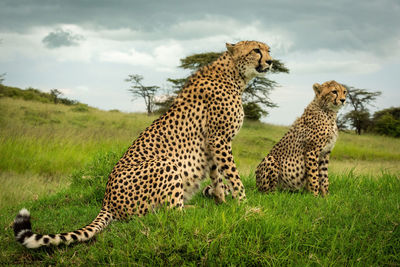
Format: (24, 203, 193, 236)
(232, 105, 245, 137)
(321, 126, 338, 155)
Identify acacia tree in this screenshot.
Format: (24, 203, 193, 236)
(126, 74, 159, 115)
(339, 86, 381, 135)
(242, 77, 278, 119)
(158, 52, 289, 120)
(153, 80, 179, 114)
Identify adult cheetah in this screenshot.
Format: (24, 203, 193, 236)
(13, 40, 273, 248)
(255, 80, 347, 196)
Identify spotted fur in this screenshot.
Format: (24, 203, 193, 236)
(255, 80, 347, 196)
(13, 40, 273, 248)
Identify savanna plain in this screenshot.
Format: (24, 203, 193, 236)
(0, 95, 399, 265)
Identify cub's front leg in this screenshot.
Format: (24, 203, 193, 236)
(318, 152, 330, 197)
(305, 149, 321, 197)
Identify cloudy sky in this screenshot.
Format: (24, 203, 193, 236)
(1, 0, 399, 125)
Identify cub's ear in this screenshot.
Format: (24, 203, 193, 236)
(313, 83, 321, 95)
(226, 43, 235, 54)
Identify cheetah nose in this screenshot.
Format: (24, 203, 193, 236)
(340, 99, 345, 104)
(266, 60, 273, 65)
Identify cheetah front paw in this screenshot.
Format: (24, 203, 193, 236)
(320, 189, 329, 197)
(202, 185, 226, 204)
(202, 185, 214, 198)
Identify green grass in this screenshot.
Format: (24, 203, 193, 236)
(1, 97, 399, 180)
(332, 132, 400, 161)
(0, 172, 68, 208)
(0, 150, 399, 265)
(1, 96, 400, 265)
(0, 98, 155, 176)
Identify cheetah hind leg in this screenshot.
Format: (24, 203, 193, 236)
(145, 160, 185, 212)
(255, 155, 279, 193)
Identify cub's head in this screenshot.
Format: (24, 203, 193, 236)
(226, 41, 273, 82)
(313, 80, 347, 111)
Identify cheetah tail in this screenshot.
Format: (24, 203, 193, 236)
(13, 207, 113, 249)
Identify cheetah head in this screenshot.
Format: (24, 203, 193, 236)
(226, 40, 273, 82)
(313, 80, 347, 111)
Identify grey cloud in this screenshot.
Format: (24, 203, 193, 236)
(42, 28, 84, 49)
(1, 0, 400, 56)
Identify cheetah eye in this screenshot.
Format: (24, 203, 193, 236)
(343, 90, 347, 94)
(253, 48, 261, 54)
(332, 90, 338, 95)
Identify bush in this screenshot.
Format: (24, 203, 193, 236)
(71, 104, 89, 112)
(59, 97, 78, 106)
(372, 113, 400, 137)
(374, 107, 400, 120)
(243, 102, 267, 121)
(370, 107, 400, 138)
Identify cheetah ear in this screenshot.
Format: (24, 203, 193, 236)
(313, 83, 321, 96)
(226, 43, 235, 54)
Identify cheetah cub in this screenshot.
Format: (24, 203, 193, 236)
(256, 80, 347, 196)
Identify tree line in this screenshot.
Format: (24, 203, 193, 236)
(126, 50, 398, 138)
